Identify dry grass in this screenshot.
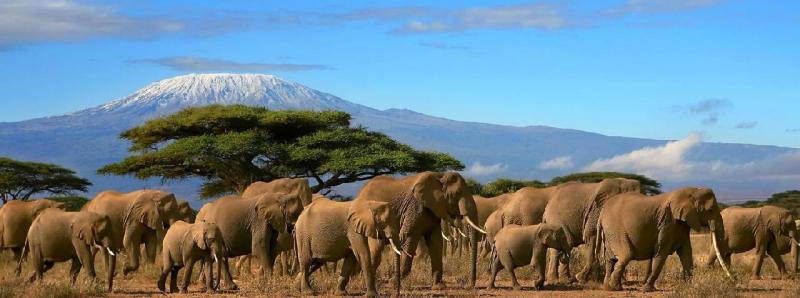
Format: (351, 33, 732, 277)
(1, 234, 798, 297)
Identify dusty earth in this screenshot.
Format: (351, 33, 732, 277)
(1, 234, 798, 297)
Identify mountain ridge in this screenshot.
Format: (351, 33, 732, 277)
(0, 73, 796, 204)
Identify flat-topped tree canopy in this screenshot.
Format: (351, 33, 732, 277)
(99, 104, 464, 198)
(0, 157, 92, 202)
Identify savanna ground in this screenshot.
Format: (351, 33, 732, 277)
(1, 234, 799, 297)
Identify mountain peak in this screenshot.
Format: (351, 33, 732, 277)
(74, 73, 371, 117)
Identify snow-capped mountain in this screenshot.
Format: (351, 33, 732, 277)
(74, 73, 373, 118)
(0, 73, 796, 205)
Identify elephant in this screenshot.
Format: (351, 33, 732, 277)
(704, 205, 800, 278)
(482, 179, 642, 284)
(175, 200, 196, 223)
(473, 194, 512, 257)
(241, 178, 313, 276)
(0, 199, 65, 273)
(488, 223, 572, 290)
(20, 208, 116, 291)
(356, 171, 485, 289)
(295, 197, 404, 297)
(597, 187, 731, 292)
(541, 178, 641, 283)
(82, 189, 175, 276)
(158, 221, 226, 293)
(195, 192, 301, 290)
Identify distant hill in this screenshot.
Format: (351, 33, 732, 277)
(0, 73, 795, 206)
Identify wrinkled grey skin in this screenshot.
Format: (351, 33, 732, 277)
(0, 199, 65, 274)
(158, 221, 226, 293)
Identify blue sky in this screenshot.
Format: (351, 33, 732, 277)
(1, 0, 799, 147)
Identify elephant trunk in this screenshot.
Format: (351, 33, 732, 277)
(457, 195, 479, 288)
(708, 217, 733, 279)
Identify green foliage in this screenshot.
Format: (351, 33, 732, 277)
(474, 178, 546, 197)
(100, 105, 463, 198)
(0, 157, 92, 202)
(731, 190, 800, 216)
(549, 171, 662, 195)
(465, 178, 484, 197)
(46, 195, 90, 211)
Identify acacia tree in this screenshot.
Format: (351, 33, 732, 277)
(481, 178, 546, 197)
(549, 171, 662, 195)
(99, 105, 464, 198)
(0, 157, 92, 203)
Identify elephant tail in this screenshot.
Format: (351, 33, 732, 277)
(17, 238, 29, 274)
(594, 219, 605, 263)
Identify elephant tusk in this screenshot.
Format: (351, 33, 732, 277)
(388, 238, 403, 256)
(711, 232, 733, 280)
(441, 231, 451, 242)
(459, 229, 468, 237)
(213, 253, 219, 263)
(106, 247, 116, 257)
(464, 217, 488, 234)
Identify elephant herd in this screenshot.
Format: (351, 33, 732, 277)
(0, 172, 798, 296)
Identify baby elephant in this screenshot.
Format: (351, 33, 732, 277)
(489, 223, 571, 290)
(22, 208, 116, 291)
(158, 221, 226, 293)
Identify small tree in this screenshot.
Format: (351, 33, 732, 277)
(481, 178, 546, 197)
(46, 195, 90, 211)
(549, 171, 662, 195)
(0, 157, 92, 203)
(734, 190, 800, 216)
(99, 105, 464, 198)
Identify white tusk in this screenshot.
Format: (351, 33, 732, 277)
(459, 230, 468, 237)
(94, 244, 103, 250)
(441, 231, 451, 242)
(388, 238, 403, 256)
(711, 232, 733, 280)
(213, 253, 219, 263)
(106, 247, 116, 257)
(464, 217, 488, 234)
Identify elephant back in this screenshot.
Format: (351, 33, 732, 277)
(1, 200, 56, 247)
(242, 178, 313, 206)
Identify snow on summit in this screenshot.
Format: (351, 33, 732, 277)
(77, 73, 369, 116)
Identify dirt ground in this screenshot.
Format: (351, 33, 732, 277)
(2, 234, 799, 297)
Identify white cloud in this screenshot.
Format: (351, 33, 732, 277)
(538, 156, 574, 170)
(0, 0, 184, 49)
(391, 3, 568, 34)
(583, 133, 800, 183)
(463, 162, 507, 176)
(584, 133, 702, 180)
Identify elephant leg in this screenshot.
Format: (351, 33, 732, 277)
(337, 254, 357, 296)
(546, 248, 560, 284)
(766, 243, 786, 278)
(752, 246, 767, 279)
(425, 228, 446, 290)
(605, 256, 630, 291)
(253, 230, 275, 280)
(558, 249, 575, 284)
(157, 261, 171, 292)
(488, 253, 501, 289)
(677, 243, 693, 280)
(205, 257, 214, 293)
(643, 255, 668, 292)
(576, 239, 595, 284)
(170, 266, 180, 293)
(220, 257, 238, 290)
(76, 245, 96, 280)
(603, 257, 616, 287)
(123, 229, 143, 276)
(69, 258, 82, 284)
(181, 259, 195, 293)
(144, 232, 157, 263)
(107, 255, 116, 292)
(349, 233, 378, 297)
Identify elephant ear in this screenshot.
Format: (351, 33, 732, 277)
(413, 173, 449, 222)
(71, 216, 97, 247)
(125, 198, 162, 231)
(667, 189, 703, 231)
(536, 225, 559, 249)
(192, 224, 208, 250)
(348, 201, 388, 238)
(762, 208, 788, 240)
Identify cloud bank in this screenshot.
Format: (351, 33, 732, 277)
(539, 156, 574, 170)
(463, 162, 507, 176)
(130, 57, 331, 72)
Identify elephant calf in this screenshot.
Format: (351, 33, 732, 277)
(21, 208, 116, 291)
(158, 221, 226, 293)
(295, 197, 404, 297)
(488, 223, 571, 290)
